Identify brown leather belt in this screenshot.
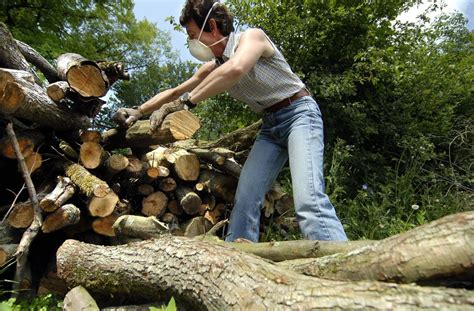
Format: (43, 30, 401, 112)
(264, 89, 311, 113)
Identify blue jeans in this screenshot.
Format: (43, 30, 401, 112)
(225, 96, 347, 242)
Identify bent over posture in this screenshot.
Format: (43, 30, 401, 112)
(113, 0, 347, 242)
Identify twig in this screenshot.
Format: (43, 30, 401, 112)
(206, 219, 229, 236)
(6, 123, 43, 296)
(1, 184, 26, 224)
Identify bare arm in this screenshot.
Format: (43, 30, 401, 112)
(138, 60, 217, 115)
(189, 29, 275, 104)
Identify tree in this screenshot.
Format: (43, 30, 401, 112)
(0, 0, 173, 69)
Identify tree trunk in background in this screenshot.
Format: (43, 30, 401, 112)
(56, 236, 474, 310)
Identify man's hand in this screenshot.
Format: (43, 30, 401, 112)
(112, 107, 143, 127)
(149, 99, 185, 132)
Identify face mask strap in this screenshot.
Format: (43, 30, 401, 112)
(198, 2, 219, 41)
(208, 36, 227, 47)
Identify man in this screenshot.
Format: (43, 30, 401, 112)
(113, 0, 347, 242)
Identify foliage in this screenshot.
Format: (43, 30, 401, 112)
(0, 294, 62, 311)
(149, 297, 176, 311)
(0, 0, 175, 68)
(193, 93, 259, 141)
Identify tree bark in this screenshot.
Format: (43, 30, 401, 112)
(201, 119, 262, 163)
(56, 236, 474, 310)
(278, 211, 474, 286)
(0, 22, 41, 85)
(14, 39, 61, 83)
(180, 217, 212, 237)
(6, 123, 42, 295)
(0, 68, 91, 130)
(96, 61, 130, 85)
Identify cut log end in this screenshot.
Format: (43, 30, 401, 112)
(89, 192, 119, 217)
(67, 65, 106, 97)
(80, 142, 106, 169)
(0, 81, 25, 114)
(7, 203, 33, 228)
(92, 214, 120, 237)
(42, 204, 81, 233)
(23, 151, 42, 173)
(142, 192, 168, 217)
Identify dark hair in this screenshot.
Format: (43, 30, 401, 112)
(179, 0, 234, 36)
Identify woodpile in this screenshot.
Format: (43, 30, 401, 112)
(1, 22, 473, 310)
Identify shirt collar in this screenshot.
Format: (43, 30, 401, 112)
(222, 32, 236, 61)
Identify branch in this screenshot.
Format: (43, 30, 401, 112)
(6, 123, 43, 295)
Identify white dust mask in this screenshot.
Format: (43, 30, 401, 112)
(188, 2, 227, 62)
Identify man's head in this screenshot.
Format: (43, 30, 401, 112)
(180, 0, 234, 37)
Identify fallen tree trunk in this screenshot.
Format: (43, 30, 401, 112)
(278, 211, 474, 286)
(56, 236, 474, 310)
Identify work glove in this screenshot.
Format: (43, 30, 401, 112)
(112, 107, 143, 127)
(149, 99, 185, 132)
